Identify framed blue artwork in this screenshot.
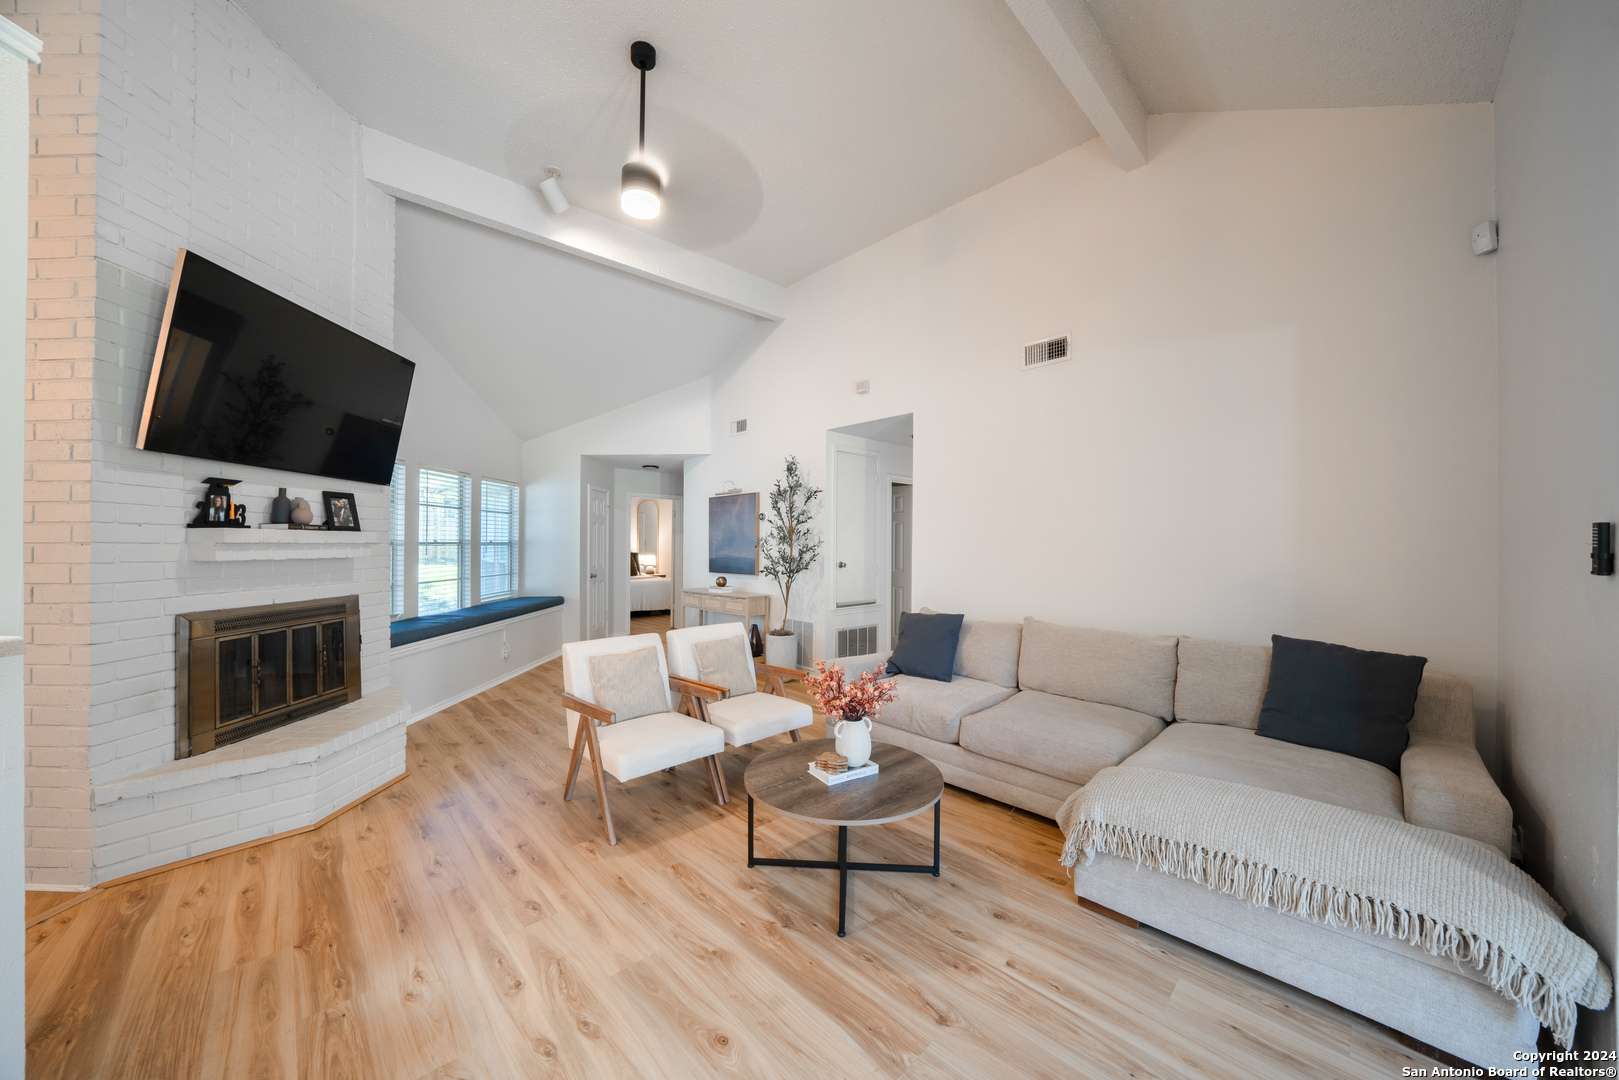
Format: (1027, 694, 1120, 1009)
(708, 492, 759, 575)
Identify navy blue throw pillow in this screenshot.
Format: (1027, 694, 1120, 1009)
(885, 611, 964, 683)
(1256, 635, 1427, 773)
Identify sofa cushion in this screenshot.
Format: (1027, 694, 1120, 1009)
(1121, 721, 1404, 820)
(958, 690, 1164, 786)
(1257, 635, 1427, 772)
(874, 674, 1016, 744)
(1174, 637, 1270, 728)
(886, 611, 964, 682)
(922, 608, 1021, 688)
(1017, 619, 1178, 721)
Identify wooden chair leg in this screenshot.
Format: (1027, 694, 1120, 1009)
(584, 721, 616, 846)
(788, 728, 802, 743)
(563, 726, 589, 801)
(706, 754, 729, 805)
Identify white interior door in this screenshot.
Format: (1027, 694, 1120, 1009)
(587, 485, 609, 639)
(834, 449, 878, 607)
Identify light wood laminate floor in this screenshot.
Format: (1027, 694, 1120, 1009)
(25, 615, 1438, 1078)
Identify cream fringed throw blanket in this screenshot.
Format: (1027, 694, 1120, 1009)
(1057, 767, 1612, 1048)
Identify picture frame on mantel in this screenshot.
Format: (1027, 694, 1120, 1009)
(708, 492, 759, 575)
(322, 491, 361, 531)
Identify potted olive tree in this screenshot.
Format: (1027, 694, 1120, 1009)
(759, 455, 822, 669)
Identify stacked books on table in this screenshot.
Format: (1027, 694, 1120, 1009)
(807, 751, 879, 787)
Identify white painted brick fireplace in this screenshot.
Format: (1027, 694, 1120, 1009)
(11, 0, 404, 888)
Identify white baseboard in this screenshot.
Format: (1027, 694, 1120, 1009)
(407, 649, 561, 725)
(26, 883, 94, 893)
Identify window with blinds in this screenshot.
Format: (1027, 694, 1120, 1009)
(480, 479, 519, 601)
(418, 468, 471, 616)
(389, 462, 406, 619)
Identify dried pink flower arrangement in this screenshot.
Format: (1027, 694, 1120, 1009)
(802, 661, 899, 726)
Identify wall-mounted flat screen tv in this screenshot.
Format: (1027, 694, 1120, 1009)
(135, 249, 414, 486)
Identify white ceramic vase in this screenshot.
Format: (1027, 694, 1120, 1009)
(764, 630, 798, 669)
(834, 716, 873, 768)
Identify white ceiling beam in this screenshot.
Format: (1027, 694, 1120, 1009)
(1003, 0, 1147, 170)
(361, 128, 787, 322)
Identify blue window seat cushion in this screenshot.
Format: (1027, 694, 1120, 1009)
(390, 596, 562, 648)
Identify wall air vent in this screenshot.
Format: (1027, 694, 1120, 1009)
(729, 418, 748, 435)
(836, 625, 879, 658)
(1023, 335, 1069, 369)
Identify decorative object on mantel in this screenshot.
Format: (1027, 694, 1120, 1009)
(269, 486, 292, 524)
(289, 497, 314, 525)
(759, 456, 822, 668)
(322, 490, 361, 530)
(803, 660, 898, 769)
(188, 476, 248, 528)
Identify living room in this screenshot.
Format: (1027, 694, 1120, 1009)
(0, 0, 1614, 1076)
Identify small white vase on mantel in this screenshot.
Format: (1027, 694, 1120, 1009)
(834, 716, 873, 768)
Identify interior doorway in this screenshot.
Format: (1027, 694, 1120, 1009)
(890, 481, 912, 638)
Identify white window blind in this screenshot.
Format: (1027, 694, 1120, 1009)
(389, 462, 406, 619)
(480, 479, 519, 601)
(418, 468, 470, 615)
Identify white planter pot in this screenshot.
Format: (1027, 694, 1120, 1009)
(764, 631, 799, 669)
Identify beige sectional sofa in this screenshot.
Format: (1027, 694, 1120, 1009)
(849, 615, 1531, 1068)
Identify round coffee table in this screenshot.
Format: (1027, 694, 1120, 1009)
(744, 738, 944, 937)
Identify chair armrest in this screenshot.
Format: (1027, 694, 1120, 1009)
(1401, 736, 1512, 857)
(668, 675, 728, 702)
(561, 692, 617, 725)
(759, 663, 807, 682)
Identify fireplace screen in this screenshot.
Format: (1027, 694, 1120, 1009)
(176, 596, 361, 758)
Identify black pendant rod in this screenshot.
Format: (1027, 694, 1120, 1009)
(630, 40, 656, 158)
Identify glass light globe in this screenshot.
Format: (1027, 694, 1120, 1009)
(621, 187, 661, 219)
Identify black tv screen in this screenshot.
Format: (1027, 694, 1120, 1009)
(135, 249, 414, 486)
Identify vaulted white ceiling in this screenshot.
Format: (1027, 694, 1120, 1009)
(393, 203, 773, 440)
(236, 0, 1096, 287)
(240, 0, 1521, 441)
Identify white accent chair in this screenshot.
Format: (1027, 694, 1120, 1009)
(560, 634, 728, 845)
(664, 622, 813, 746)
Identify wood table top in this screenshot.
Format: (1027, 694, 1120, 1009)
(744, 738, 944, 827)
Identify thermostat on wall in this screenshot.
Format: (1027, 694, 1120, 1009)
(1471, 221, 1498, 256)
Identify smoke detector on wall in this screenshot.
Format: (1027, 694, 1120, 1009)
(1023, 335, 1069, 369)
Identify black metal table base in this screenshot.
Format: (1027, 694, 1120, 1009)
(748, 796, 941, 937)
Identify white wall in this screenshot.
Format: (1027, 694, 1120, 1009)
(685, 105, 1502, 759)
(393, 313, 521, 484)
(1493, 0, 1618, 1051)
(521, 377, 711, 639)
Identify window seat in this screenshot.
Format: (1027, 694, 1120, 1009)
(390, 596, 563, 648)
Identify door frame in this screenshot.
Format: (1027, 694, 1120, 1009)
(887, 475, 913, 645)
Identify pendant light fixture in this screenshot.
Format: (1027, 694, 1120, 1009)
(621, 40, 662, 220)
